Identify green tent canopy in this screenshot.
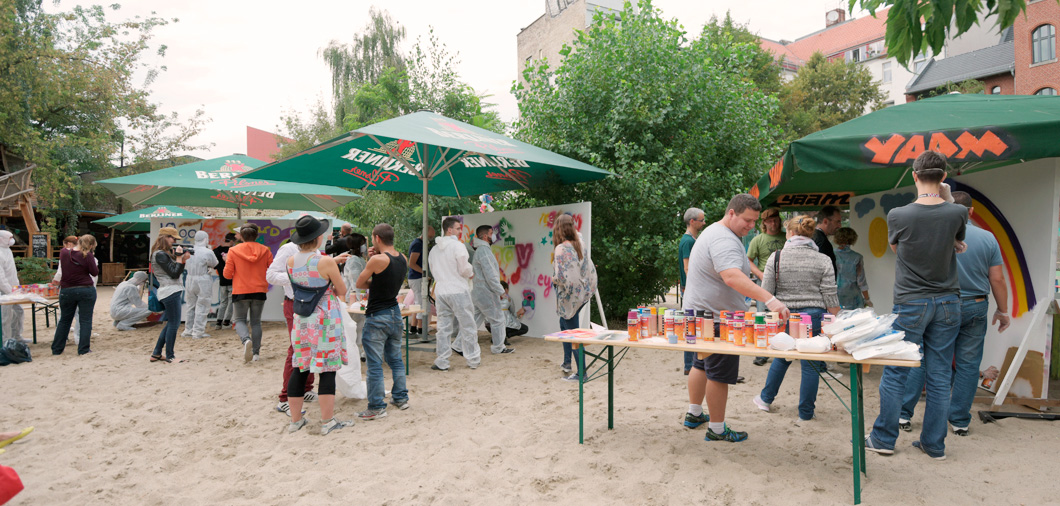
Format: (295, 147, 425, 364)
(95, 154, 360, 217)
(749, 94, 1060, 209)
(93, 205, 205, 232)
(278, 211, 353, 230)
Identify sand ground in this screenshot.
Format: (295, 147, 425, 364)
(4, 286, 1059, 505)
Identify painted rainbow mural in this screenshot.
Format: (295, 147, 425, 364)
(950, 181, 1036, 317)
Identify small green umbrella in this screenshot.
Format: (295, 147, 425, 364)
(95, 154, 360, 218)
(240, 111, 612, 326)
(749, 94, 1060, 208)
(278, 211, 354, 230)
(93, 205, 206, 232)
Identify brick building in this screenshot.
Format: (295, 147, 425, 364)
(1014, 0, 1060, 95)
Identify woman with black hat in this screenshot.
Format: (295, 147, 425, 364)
(285, 215, 353, 435)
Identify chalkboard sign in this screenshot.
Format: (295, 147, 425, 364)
(31, 232, 50, 259)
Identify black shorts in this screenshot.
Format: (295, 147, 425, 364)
(691, 321, 739, 384)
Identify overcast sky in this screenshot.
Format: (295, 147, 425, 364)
(50, 0, 867, 158)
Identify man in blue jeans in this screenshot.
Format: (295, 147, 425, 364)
(867, 150, 967, 460)
(355, 223, 410, 420)
(898, 190, 1010, 437)
(679, 207, 705, 374)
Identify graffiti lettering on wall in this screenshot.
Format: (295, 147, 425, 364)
(538, 211, 582, 230)
(537, 274, 552, 298)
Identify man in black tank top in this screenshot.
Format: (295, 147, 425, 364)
(354, 223, 410, 420)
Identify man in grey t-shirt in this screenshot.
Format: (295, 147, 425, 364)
(682, 194, 791, 442)
(867, 150, 967, 461)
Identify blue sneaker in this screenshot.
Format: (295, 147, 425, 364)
(864, 436, 894, 455)
(684, 412, 709, 428)
(705, 424, 748, 442)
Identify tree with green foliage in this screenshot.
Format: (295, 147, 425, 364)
(320, 7, 407, 124)
(778, 52, 885, 141)
(0, 0, 208, 235)
(921, 78, 986, 98)
(512, 0, 782, 318)
(700, 12, 784, 97)
(852, 0, 1052, 67)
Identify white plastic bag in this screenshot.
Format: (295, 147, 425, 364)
(847, 330, 905, 354)
(823, 308, 876, 336)
(851, 341, 921, 361)
(834, 313, 899, 351)
(336, 300, 367, 399)
(796, 335, 832, 353)
(769, 332, 796, 351)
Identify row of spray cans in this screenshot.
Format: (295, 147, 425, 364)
(627, 308, 837, 349)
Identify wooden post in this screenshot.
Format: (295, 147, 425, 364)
(18, 196, 38, 235)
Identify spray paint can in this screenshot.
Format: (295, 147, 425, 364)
(628, 310, 640, 341)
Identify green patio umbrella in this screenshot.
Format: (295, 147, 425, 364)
(749, 94, 1060, 208)
(95, 154, 360, 218)
(93, 205, 205, 232)
(278, 211, 353, 230)
(240, 110, 612, 327)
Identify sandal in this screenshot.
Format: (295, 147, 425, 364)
(0, 427, 33, 449)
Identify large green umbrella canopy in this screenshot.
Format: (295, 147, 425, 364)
(749, 94, 1060, 208)
(95, 154, 360, 218)
(278, 211, 353, 230)
(92, 205, 205, 232)
(240, 110, 612, 326)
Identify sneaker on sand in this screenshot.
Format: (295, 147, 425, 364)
(357, 408, 387, 421)
(752, 395, 771, 412)
(252, 354, 260, 362)
(683, 412, 710, 429)
(430, 364, 449, 371)
(950, 424, 969, 436)
(753, 357, 768, 366)
(705, 424, 748, 442)
(391, 399, 409, 410)
(287, 418, 307, 433)
(303, 391, 317, 402)
(561, 363, 573, 375)
(899, 419, 912, 432)
(243, 340, 253, 363)
(321, 418, 354, 435)
(181, 330, 193, 337)
(793, 415, 816, 427)
(214, 322, 223, 330)
(495, 347, 515, 354)
(562, 373, 582, 382)
(276, 401, 290, 415)
(912, 440, 946, 460)
(864, 436, 894, 455)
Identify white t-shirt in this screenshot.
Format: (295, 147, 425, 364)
(682, 221, 750, 315)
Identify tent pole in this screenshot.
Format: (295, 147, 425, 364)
(421, 176, 431, 336)
(237, 206, 242, 220)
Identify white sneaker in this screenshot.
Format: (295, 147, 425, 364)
(198, 332, 211, 339)
(752, 395, 771, 412)
(243, 340, 253, 363)
(793, 415, 816, 427)
(181, 330, 193, 337)
(252, 354, 260, 362)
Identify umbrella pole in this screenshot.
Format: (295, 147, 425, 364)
(237, 206, 242, 220)
(421, 176, 431, 336)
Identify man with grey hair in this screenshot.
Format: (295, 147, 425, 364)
(679, 207, 706, 374)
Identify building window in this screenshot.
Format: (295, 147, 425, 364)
(850, 48, 860, 62)
(1032, 25, 1056, 64)
(1035, 87, 1057, 95)
(882, 62, 892, 84)
(913, 52, 928, 73)
(991, 86, 1001, 94)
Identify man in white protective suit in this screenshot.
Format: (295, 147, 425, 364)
(0, 230, 24, 342)
(427, 217, 480, 371)
(470, 224, 514, 355)
(181, 231, 218, 339)
(110, 271, 155, 331)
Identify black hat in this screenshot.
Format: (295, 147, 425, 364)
(290, 215, 331, 245)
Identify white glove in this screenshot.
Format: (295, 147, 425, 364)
(993, 310, 1010, 333)
(766, 296, 790, 320)
(940, 182, 954, 203)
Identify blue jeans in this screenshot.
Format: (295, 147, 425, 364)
(363, 305, 408, 411)
(52, 286, 97, 355)
(759, 307, 826, 420)
(560, 305, 586, 374)
(899, 298, 989, 428)
(152, 292, 183, 360)
(870, 294, 960, 456)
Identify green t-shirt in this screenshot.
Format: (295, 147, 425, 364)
(746, 232, 786, 271)
(679, 233, 695, 288)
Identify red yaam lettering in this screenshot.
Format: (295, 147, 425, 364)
(928, 132, 958, 157)
(955, 130, 1008, 159)
(864, 134, 907, 164)
(893, 134, 926, 164)
(768, 159, 784, 189)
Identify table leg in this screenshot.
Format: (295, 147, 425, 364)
(850, 362, 862, 505)
(31, 303, 37, 344)
(45, 303, 50, 327)
(857, 364, 866, 474)
(607, 345, 614, 430)
(578, 344, 585, 445)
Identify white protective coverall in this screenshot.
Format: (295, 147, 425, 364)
(427, 235, 480, 369)
(342, 253, 368, 355)
(181, 231, 218, 338)
(0, 230, 24, 341)
(110, 271, 153, 330)
(470, 237, 508, 353)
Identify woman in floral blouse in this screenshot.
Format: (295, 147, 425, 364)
(552, 213, 597, 381)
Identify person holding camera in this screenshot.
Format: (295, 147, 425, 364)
(223, 223, 274, 363)
(150, 228, 188, 363)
